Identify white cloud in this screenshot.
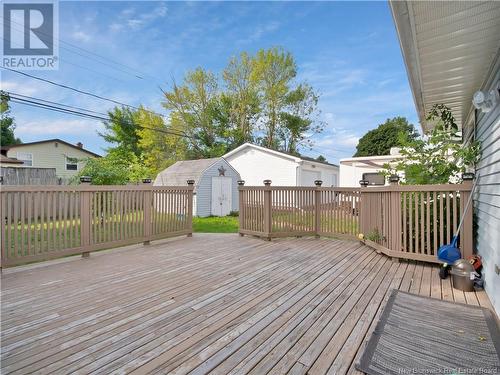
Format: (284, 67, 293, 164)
(111, 3, 168, 32)
(0, 80, 54, 97)
(16, 119, 104, 137)
(71, 31, 91, 43)
(237, 21, 281, 45)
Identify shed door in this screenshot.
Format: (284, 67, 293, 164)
(211, 177, 232, 216)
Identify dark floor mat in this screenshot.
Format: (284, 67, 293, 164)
(356, 290, 500, 375)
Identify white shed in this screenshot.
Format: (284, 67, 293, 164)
(154, 158, 240, 217)
(223, 143, 339, 187)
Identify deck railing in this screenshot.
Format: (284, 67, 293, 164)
(239, 181, 473, 263)
(1, 184, 193, 267)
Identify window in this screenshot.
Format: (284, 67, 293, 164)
(66, 157, 78, 171)
(16, 152, 33, 166)
(362, 172, 385, 186)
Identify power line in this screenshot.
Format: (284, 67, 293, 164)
(2, 66, 142, 109)
(0, 19, 156, 82)
(6, 94, 197, 142)
(8, 92, 109, 117)
(1, 67, 170, 122)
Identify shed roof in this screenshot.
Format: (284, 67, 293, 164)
(0, 154, 24, 164)
(154, 158, 222, 187)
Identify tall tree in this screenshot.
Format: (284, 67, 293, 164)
(163, 68, 227, 158)
(99, 107, 141, 157)
(0, 91, 22, 146)
(222, 52, 259, 145)
(135, 107, 187, 175)
(278, 84, 323, 154)
(354, 117, 418, 157)
(251, 47, 297, 149)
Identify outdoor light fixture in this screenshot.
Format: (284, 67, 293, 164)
(186, 179, 195, 185)
(462, 172, 475, 181)
(472, 85, 499, 113)
(389, 174, 400, 183)
(263, 179, 272, 186)
(359, 179, 369, 187)
(80, 176, 92, 184)
(314, 180, 323, 186)
(142, 178, 152, 184)
(237, 180, 245, 186)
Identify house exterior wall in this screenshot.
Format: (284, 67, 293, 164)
(339, 164, 380, 187)
(196, 159, 240, 217)
(472, 55, 500, 315)
(298, 162, 339, 187)
(5, 141, 96, 181)
(225, 147, 298, 186)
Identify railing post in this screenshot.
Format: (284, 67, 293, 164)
(314, 180, 322, 238)
(263, 180, 272, 240)
(186, 180, 195, 237)
(237, 180, 245, 237)
(460, 180, 473, 258)
(0, 190, 5, 271)
(359, 180, 369, 235)
(143, 179, 153, 245)
(79, 176, 92, 258)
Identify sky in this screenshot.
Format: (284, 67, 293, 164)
(1, 1, 419, 164)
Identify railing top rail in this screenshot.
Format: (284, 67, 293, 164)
(358, 183, 472, 192)
(0, 185, 195, 192)
(238, 186, 361, 192)
(238, 183, 471, 192)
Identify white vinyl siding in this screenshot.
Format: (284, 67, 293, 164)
(473, 54, 500, 315)
(225, 147, 298, 186)
(225, 144, 339, 187)
(7, 142, 94, 179)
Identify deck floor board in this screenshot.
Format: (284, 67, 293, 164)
(0, 234, 493, 375)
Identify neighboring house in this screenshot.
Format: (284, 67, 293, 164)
(339, 147, 403, 187)
(1, 139, 100, 182)
(223, 143, 339, 187)
(154, 158, 240, 217)
(391, 1, 500, 314)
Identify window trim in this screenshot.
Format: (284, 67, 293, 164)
(65, 156, 79, 171)
(362, 172, 386, 186)
(16, 152, 33, 167)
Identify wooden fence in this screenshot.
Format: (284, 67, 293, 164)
(0, 184, 193, 267)
(239, 182, 473, 263)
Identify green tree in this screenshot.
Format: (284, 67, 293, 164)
(222, 52, 259, 145)
(75, 150, 149, 185)
(135, 107, 187, 175)
(354, 117, 418, 157)
(278, 84, 323, 154)
(162, 68, 228, 158)
(386, 105, 480, 184)
(252, 47, 297, 149)
(0, 91, 22, 146)
(99, 107, 141, 157)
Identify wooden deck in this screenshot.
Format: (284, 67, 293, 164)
(1, 234, 494, 375)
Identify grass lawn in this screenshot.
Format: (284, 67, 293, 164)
(193, 216, 239, 233)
